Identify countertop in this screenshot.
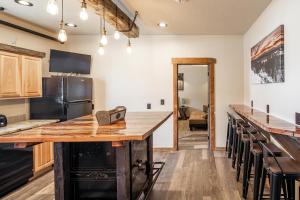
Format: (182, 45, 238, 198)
(229, 104, 300, 136)
(0, 119, 59, 136)
(0, 112, 173, 143)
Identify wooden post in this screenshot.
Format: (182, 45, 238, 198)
(116, 142, 131, 200)
(54, 143, 70, 200)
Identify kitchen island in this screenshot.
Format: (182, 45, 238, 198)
(0, 112, 172, 200)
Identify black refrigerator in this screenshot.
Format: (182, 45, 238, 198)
(30, 76, 93, 121)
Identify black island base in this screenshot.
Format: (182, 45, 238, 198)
(54, 135, 164, 200)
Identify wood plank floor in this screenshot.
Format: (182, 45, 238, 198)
(1, 148, 252, 200)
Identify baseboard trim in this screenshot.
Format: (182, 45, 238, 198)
(215, 147, 226, 151)
(153, 147, 174, 152)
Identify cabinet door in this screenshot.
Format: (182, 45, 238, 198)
(22, 56, 42, 97)
(33, 142, 54, 173)
(0, 51, 22, 97)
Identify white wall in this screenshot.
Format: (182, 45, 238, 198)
(0, 24, 62, 119)
(178, 65, 208, 111)
(66, 35, 244, 148)
(243, 0, 300, 123)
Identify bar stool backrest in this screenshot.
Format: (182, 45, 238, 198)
(259, 141, 284, 174)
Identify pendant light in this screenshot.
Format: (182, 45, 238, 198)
(113, 5, 120, 40)
(80, 0, 88, 21)
(126, 39, 132, 54)
(58, 0, 67, 42)
(98, 43, 105, 55)
(47, 0, 58, 15)
(98, 14, 105, 55)
(100, 0, 108, 46)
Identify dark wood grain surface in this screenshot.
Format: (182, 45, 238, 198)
(0, 43, 46, 58)
(0, 112, 172, 143)
(230, 104, 300, 136)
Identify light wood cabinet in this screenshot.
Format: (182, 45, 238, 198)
(33, 142, 54, 174)
(22, 56, 42, 97)
(0, 51, 43, 99)
(0, 51, 22, 97)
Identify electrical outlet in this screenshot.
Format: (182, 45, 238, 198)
(161, 99, 165, 105)
(147, 103, 151, 109)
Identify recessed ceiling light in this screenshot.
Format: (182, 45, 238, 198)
(158, 22, 168, 28)
(65, 23, 77, 28)
(15, 0, 33, 6)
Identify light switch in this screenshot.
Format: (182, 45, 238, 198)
(161, 99, 165, 105)
(147, 103, 151, 109)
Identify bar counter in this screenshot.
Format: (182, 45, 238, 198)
(0, 112, 172, 200)
(230, 104, 300, 161)
(229, 104, 300, 136)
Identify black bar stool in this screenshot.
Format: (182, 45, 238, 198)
(236, 123, 253, 181)
(259, 142, 300, 200)
(232, 120, 249, 168)
(244, 140, 282, 199)
(242, 130, 267, 198)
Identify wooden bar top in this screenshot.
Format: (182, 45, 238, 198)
(0, 112, 172, 143)
(229, 104, 300, 137)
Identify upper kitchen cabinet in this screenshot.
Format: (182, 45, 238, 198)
(22, 56, 42, 97)
(0, 43, 45, 99)
(0, 51, 22, 97)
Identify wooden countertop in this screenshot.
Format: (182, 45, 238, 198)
(229, 104, 300, 137)
(0, 112, 172, 143)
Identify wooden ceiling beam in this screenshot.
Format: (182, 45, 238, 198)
(86, 0, 139, 38)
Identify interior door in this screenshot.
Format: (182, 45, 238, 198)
(22, 56, 42, 97)
(0, 51, 22, 97)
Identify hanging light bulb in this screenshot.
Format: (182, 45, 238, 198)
(127, 39, 132, 54)
(100, 1, 108, 46)
(100, 29, 108, 46)
(58, 21, 67, 42)
(114, 5, 120, 40)
(80, 0, 88, 20)
(98, 44, 105, 55)
(47, 0, 58, 15)
(114, 30, 120, 40)
(57, 0, 67, 42)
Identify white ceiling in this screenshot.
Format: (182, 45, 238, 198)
(0, 0, 271, 35)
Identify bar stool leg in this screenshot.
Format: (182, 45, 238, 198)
(259, 168, 267, 200)
(253, 153, 263, 200)
(236, 136, 244, 181)
(286, 179, 295, 200)
(282, 180, 288, 200)
(232, 127, 238, 168)
(243, 152, 254, 199)
(228, 122, 233, 158)
(270, 173, 283, 200)
(242, 140, 251, 198)
(226, 120, 230, 152)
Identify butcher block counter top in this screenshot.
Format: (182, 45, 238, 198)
(230, 104, 300, 136)
(0, 112, 173, 143)
(0, 119, 59, 136)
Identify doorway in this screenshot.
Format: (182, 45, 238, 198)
(177, 65, 209, 150)
(172, 58, 216, 151)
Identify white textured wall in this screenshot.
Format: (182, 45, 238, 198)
(243, 0, 300, 122)
(66, 35, 244, 148)
(0, 25, 62, 119)
(178, 65, 208, 111)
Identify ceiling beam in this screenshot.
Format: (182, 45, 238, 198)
(86, 0, 139, 38)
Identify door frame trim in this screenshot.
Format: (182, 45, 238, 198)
(172, 58, 216, 151)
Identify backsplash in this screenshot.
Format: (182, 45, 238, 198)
(0, 99, 29, 123)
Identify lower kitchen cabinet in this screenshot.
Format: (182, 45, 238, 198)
(33, 142, 54, 174)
